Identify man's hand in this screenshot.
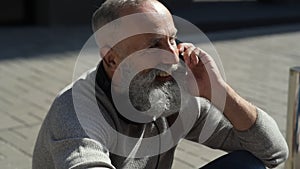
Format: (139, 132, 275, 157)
(178, 43, 225, 100)
(178, 43, 257, 131)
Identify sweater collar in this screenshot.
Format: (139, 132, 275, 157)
(96, 61, 112, 101)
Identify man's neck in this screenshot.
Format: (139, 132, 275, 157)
(96, 61, 112, 100)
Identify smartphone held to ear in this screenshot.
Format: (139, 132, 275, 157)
(176, 39, 185, 61)
(179, 53, 184, 61)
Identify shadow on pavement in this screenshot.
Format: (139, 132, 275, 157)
(0, 26, 92, 61)
(1, 24, 300, 61)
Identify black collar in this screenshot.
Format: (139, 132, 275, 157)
(96, 61, 112, 101)
(95, 61, 146, 125)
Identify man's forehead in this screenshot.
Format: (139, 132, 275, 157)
(121, 12, 175, 34)
(95, 12, 176, 47)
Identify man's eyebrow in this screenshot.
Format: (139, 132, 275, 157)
(148, 35, 162, 46)
(171, 28, 178, 37)
(148, 28, 178, 46)
(152, 28, 177, 40)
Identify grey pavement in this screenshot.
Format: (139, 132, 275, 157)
(1, 24, 300, 169)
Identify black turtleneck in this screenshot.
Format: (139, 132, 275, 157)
(96, 61, 113, 101)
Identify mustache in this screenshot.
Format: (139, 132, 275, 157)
(138, 63, 186, 82)
(119, 62, 187, 92)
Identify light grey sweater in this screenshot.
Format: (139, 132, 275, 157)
(32, 68, 288, 169)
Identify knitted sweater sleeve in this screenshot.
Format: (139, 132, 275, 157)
(185, 97, 289, 168)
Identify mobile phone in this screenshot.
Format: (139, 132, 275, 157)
(179, 52, 184, 61)
(176, 39, 185, 61)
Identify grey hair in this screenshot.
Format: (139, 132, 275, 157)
(92, 0, 152, 32)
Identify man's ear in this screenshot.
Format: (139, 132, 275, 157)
(100, 46, 119, 70)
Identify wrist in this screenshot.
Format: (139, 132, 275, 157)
(223, 85, 257, 131)
(205, 80, 228, 110)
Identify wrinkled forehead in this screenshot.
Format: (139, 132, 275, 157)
(94, 12, 176, 47)
(128, 12, 175, 33)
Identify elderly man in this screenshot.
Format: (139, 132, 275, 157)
(32, 0, 288, 169)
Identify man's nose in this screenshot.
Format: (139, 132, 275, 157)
(160, 44, 180, 65)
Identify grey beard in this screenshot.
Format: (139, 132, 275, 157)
(128, 68, 182, 118)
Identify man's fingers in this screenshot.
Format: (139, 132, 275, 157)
(190, 48, 202, 65)
(198, 51, 212, 65)
(177, 42, 211, 67)
(178, 43, 193, 53)
(184, 47, 203, 67)
(177, 43, 197, 66)
(183, 46, 196, 65)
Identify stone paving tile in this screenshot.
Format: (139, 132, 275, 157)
(215, 33, 300, 130)
(172, 158, 199, 169)
(173, 140, 226, 169)
(6, 104, 44, 126)
(0, 112, 23, 130)
(0, 124, 41, 157)
(0, 98, 14, 113)
(0, 140, 32, 169)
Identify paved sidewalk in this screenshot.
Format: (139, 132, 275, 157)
(1, 24, 300, 169)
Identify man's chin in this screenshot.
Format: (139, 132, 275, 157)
(154, 75, 175, 85)
(160, 109, 179, 118)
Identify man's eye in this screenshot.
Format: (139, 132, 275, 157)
(170, 37, 177, 45)
(149, 39, 160, 48)
(149, 43, 159, 48)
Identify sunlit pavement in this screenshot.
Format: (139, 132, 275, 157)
(1, 24, 300, 169)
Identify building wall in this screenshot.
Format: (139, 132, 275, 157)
(35, 0, 104, 25)
(0, 0, 27, 24)
(0, 0, 194, 25)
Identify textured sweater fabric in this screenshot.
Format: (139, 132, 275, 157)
(32, 65, 288, 169)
